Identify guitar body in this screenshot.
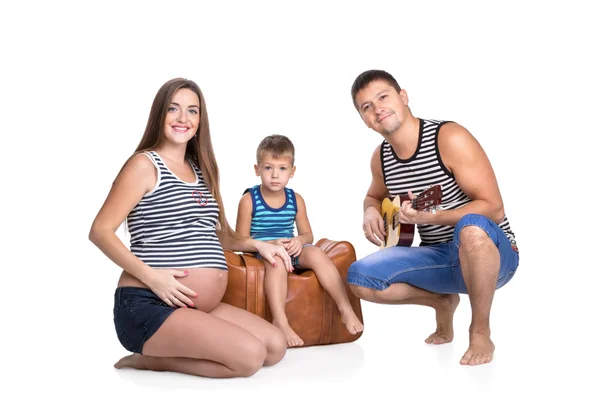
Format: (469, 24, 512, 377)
(379, 185, 443, 249)
(380, 195, 415, 249)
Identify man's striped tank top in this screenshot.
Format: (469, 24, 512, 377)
(381, 118, 516, 247)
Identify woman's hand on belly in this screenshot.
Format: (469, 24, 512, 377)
(145, 269, 199, 309)
(117, 267, 228, 313)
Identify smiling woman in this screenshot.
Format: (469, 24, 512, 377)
(88, 78, 293, 378)
(163, 89, 200, 145)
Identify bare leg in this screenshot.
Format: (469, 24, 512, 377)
(210, 302, 286, 366)
(299, 247, 364, 335)
(457, 226, 500, 366)
(264, 258, 303, 347)
(114, 306, 269, 378)
(350, 282, 460, 344)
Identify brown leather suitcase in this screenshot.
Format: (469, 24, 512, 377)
(222, 238, 364, 347)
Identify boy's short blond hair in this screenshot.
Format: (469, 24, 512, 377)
(256, 134, 295, 165)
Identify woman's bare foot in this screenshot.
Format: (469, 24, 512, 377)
(114, 353, 149, 370)
(460, 332, 495, 366)
(341, 309, 364, 335)
(273, 320, 304, 347)
(425, 293, 460, 344)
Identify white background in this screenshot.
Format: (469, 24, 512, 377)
(2, 1, 598, 399)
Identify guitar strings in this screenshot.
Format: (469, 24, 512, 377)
(411, 199, 465, 211)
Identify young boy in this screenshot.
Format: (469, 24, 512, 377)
(235, 134, 364, 347)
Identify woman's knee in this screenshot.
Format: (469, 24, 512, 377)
(263, 328, 287, 366)
(233, 340, 268, 377)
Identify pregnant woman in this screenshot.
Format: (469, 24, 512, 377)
(89, 77, 290, 378)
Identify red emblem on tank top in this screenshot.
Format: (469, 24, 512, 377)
(192, 190, 208, 206)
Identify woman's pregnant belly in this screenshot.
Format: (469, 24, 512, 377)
(117, 267, 228, 313)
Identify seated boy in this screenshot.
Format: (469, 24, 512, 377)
(235, 134, 364, 347)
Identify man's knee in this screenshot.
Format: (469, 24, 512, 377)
(348, 260, 386, 299)
(349, 284, 380, 301)
(455, 214, 494, 250)
(460, 225, 489, 245)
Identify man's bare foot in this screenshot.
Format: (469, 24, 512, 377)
(114, 353, 148, 370)
(273, 320, 304, 347)
(341, 309, 364, 335)
(425, 294, 460, 345)
(460, 332, 495, 366)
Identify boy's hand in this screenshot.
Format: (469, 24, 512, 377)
(270, 238, 291, 247)
(285, 237, 303, 257)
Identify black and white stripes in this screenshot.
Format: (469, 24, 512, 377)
(381, 119, 516, 246)
(127, 151, 227, 270)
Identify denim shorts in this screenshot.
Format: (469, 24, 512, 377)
(347, 214, 520, 294)
(113, 287, 176, 354)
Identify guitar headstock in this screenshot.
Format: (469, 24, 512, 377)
(413, 185, 442, 212)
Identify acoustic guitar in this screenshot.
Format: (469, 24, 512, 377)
(380, 185, 443, 249)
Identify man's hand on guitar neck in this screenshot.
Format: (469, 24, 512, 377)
(399, 190, 436, 225)
(399, 191, 421, 225)
(363, 204, 385, 246)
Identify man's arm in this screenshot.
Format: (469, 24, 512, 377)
(363, 145, 390, 246)
(411, 122, 505, 226)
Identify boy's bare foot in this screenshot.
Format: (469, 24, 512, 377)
(460, 332, 495, 366)
(425, 293, 460, 344)
(341, 309, 364, 335)
(273, 320, 304, 347)
(114, 353, 148, 370)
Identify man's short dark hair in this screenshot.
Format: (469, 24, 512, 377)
(351, 70, 401, 109)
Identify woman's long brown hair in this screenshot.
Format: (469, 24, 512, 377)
(132, 78, 232, 236)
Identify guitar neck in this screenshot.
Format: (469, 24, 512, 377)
(411, 197, 440, 212)
(388, 185, 443, 215)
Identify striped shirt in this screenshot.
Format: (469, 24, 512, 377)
(381, 118, 516, 246)
(246, 185, 297, 241)
(126, 151, 227, 270)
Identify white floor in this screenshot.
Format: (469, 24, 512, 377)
(19, 266, 596, 400)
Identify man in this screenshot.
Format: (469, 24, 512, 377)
(347, 70, 519, 366)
